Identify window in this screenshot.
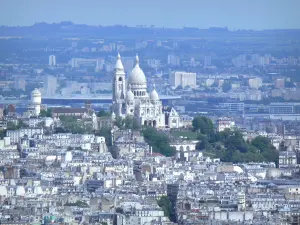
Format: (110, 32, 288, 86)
(118, 77, 122, 81)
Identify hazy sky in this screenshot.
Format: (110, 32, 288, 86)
(0, 0, 299, 30)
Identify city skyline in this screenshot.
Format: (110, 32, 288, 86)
(0, 0, 300, 30)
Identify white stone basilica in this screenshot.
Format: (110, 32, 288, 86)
(112, 53, 181, 128)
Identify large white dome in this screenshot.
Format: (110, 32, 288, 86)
(128, 55, 147, 88)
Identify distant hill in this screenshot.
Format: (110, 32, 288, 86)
(1, 22, 299, 39)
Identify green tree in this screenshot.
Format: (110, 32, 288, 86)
(251, 136, 270, 153)
(95, 127, 112, 147)
(224, 131, 249, 153)
(123, 116, 141, 130)
(142, 127, 176, 157)
(97, 110, 110, 117)
(157, 196, 172, 220)
(196, 135, 213, 151)
(0, 130, 6, 139)
(192, 116, 214, 135)
(222, 81, 232, 92)
(40, 108, 52, 117)
(251, 136, 279, 166)
(59, 116, 92, 134)
(7, 121, 17, 130)
(114, 116, 125, 129)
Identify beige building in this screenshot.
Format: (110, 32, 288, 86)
(275, 78, 285, 89)
(169, 71, 197, 88)
(248, 77, 262, 89)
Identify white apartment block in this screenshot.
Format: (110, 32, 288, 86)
(169, 71, 197, 88)
(49, 55, 56, 66)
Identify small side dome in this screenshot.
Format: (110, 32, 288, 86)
(31, 88, 41, 96)
(150, 85, 159, 101)
(115, 53, 124, 70)
(127, 90, 134, 101)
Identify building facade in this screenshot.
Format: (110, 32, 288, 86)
(49, 55, 56, 66)
(169, 71, 197, 88)
(112, 54, 180, 128)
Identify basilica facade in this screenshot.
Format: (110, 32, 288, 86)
(112, 53, 181, 128)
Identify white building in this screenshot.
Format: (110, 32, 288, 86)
(204, 55, 212, 66)
(48, 55, 56, 66)
(31, 88, 42, 116)
(279, 151, 297, 168)
(169, 71, 197, 88)
(167, 54, 180, 66)
(24, 89, 42, 117)
(70, 58, 104, 68)
(43, 75, 57, 96)
(112, 53, 181, 128)
(6, 128, 43, 143)
(217, 117, 235, 132)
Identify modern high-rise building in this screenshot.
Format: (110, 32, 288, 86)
(169, 71, 197, 88)
(204, 55, 212, 66)
(167, 54, 180, 66)
(14, 77, 26, 91)
(49, 55, 56, 66)
(43, 75, 57, 96)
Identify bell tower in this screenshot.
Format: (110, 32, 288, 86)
(112, 53, 126, 117)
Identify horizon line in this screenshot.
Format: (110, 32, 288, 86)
(1, 21, 300, 32)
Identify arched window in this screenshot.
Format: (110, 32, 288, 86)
(180, 146, 184, 151)
(147, 109, 150, 114)
(118, 77, 122, 81)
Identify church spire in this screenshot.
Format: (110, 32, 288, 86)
(135, 54, 139, 67)
(115, 52, 124, 70)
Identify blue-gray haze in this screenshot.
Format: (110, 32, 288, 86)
(0, 0, 299, 30)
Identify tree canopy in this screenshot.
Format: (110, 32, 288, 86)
(191, 117, 279, 166)
(222, 81, 232, 92)
(94, 127, 112, 147)
(142, 127, 176, 157)
(40, 108, 52, 117)
(192, 116, 214, 135)
(157, 196, 172, 220)
(97, 110, 110, 117)
(114, 116, 140, 131)
(58, 116, 93, 134)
